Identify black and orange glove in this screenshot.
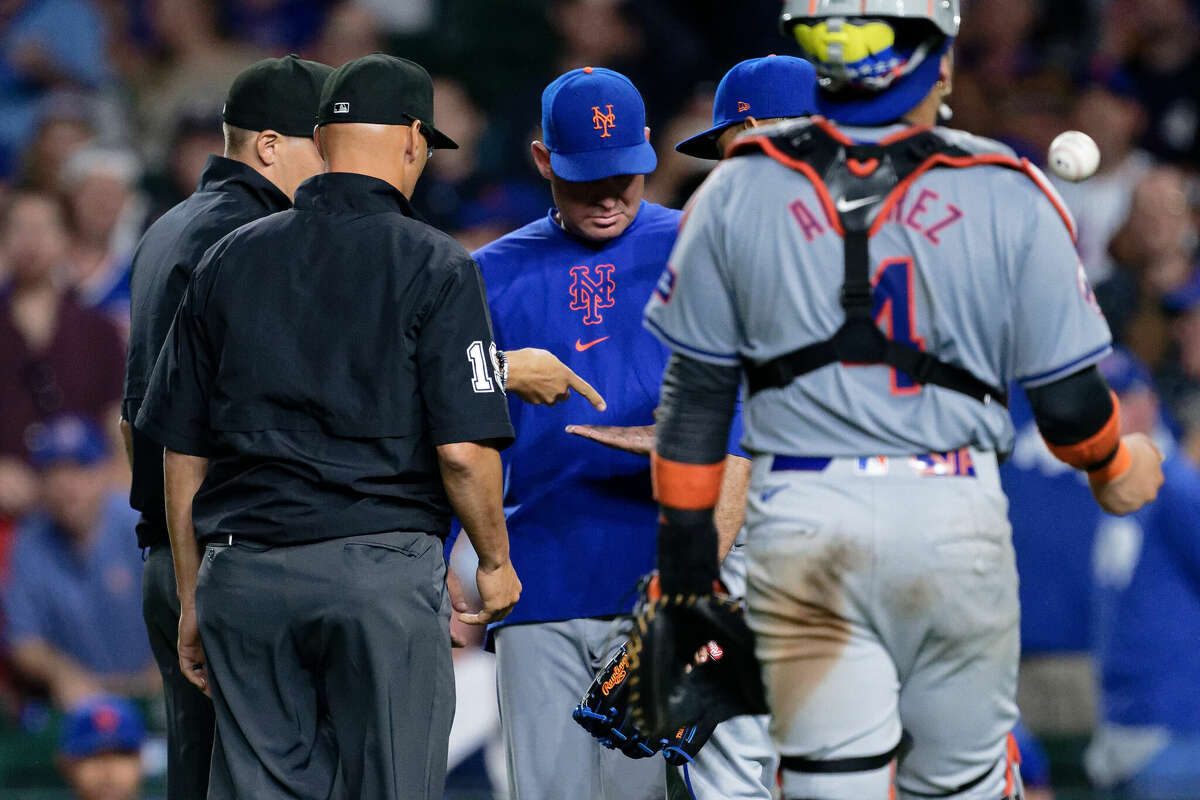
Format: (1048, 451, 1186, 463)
(625, 573, 768, 743)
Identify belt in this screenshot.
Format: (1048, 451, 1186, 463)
(771, 447, 978, 478)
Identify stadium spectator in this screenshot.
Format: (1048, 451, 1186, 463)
(130, 0, 265, 165)
(311, 2, 385, 72)
(2, 415, 155, 709)
(143, 103, 224, 219)
(1052, 70, 1152, 285)
(643, 89, 714, 208)
(956, 0, 1041, 89)
(1088, 348, 1200, 799)
(57, 695, 145, 800)
(18, 92, 97, 191)
(1004, 385, 1102, 735)
(0, 191, 124, 520)
(1158, 270, 1200, 460)
(217, 0, 328, 52)
(59, 147, 146, 334)
(410, 77, 492, 232)
(1104, 0, 1200, 164)
(1099, 167, 1196, 367)
(0, 0, 114, 166)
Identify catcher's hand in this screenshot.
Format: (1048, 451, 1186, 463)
(626, 573, 767, 741)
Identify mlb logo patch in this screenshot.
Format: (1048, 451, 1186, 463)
(856, 456, 889, 476)
(333, 102, 350, 114)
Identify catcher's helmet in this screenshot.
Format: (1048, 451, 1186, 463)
(780, 0, 960, 125)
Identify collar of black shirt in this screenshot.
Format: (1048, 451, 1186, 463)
(292, 172, 419, 217)
(197, 155, 291, 213)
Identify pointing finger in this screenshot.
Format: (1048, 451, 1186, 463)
(565, 369, 606, 411)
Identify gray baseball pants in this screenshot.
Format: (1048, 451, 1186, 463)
(143, 542, 215, 800)
(745, 450, 1022, 800)
(195, 531, 454, 800)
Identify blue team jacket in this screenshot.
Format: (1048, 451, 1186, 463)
(465, 202, 744, 628)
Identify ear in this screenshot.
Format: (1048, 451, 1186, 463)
(530, 141, 554, 181)
(939, 51, 953, 92)
(743, 116, 760, 129)
(644, 126, 651, 142)
(256, 130, 280, 167)
(313, 127, 324, 161)
(408, 119, 423, 163)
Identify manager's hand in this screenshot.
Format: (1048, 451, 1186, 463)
(460, 558, 522, 626)
(565, 424, 655, 456)
(506, 348, 606, 410)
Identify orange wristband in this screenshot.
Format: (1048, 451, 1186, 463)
(1088, 440, 1132, 485)
(651, 453, 724, 510)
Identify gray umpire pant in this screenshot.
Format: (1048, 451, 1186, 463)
(143, 542, 215, 800)
(195, 531, 454, 800)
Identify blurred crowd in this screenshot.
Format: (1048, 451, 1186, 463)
(1, 0, 1200, 797)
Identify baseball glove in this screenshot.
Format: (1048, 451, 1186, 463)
(625, 573, 768, 742)
(573, 640, 721, 766)
(573, 573, 767, 764)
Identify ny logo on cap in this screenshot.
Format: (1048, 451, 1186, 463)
(737, 101, 751, 113)
(592, 105, 616, 138)
(334, 102, 350, 114)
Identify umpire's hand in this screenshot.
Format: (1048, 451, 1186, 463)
(459, 558, 522, 626)
(506, 348, 606, 410)
(178, 603, 211, 697)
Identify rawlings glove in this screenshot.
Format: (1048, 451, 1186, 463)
(573, 637, 728, 766)
(626, 573, 768, 741)
(573, 642, 664, 759)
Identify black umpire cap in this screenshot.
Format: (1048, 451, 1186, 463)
(222, 55, 332, 138)
(315, 53, 459, 149)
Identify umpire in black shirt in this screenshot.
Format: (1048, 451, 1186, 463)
(122, 55, 330, 800)
(137, 54, 522, 800)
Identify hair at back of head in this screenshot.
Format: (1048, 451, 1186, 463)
(222, 123, 258, 157)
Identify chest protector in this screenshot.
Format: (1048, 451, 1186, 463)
(728, 118, 1068, 407)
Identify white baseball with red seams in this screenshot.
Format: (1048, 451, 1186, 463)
(1048, 130, 1101, 182)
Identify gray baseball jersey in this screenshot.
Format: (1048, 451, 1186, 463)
(644, 123, 1113, 458)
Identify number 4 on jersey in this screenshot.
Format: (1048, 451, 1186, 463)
(872, 257, 926, 395)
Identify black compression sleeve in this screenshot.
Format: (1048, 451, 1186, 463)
(1026, 366, 1115, 446)
(656, 353, 741, 466)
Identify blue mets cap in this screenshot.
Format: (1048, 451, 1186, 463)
(1099, 348, 1154, 397)
(676, 55, 818, 160)
(27, 414, 109, 469)
(59, 696, 145, 759)
(541, 67, 657, 182)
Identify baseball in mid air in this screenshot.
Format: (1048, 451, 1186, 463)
(1048, 131, 1100, 182)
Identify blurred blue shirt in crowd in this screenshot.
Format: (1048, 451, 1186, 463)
(1087, 348, 1200, 798)
(1001, 386, 1101, 653)
(2, 493, 149, 676)
(0, 0, 112, 160)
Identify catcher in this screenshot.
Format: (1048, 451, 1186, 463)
(634, 2, 1164, 799)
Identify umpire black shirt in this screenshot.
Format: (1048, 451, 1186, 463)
(135, 172, 514, 545)
(124, 156, 291, 547)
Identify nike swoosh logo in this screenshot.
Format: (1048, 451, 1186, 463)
(835, 195, 883, 213)
(575, 336, 610, 352)
(760, 485, 788, 503)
